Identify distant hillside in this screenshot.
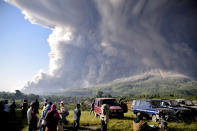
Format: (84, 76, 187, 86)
(59, 69, 197, 97)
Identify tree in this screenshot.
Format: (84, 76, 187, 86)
(15, 90, 23, 99)
(97, 91, 103, 97)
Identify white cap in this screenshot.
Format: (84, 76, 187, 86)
(60, 101, 64, 104)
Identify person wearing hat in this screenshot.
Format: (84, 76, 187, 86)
(59, 101, 69, 125)
(27, 102, 37, 131)
(133, 112, 149, 131)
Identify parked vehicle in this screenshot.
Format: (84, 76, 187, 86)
(93, 98, 127, 118)
(176, 99, 197, 116)
(161, 100, 192, 122)
(131, 100, 176, 122)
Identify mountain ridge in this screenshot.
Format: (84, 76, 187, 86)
(57, 69, 196, 97)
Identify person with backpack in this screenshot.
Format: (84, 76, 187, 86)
(45, 104, 60, 131)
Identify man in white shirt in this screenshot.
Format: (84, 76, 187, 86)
(27, 102, 37, 131)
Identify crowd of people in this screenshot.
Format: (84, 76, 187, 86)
(0, 99, 167, 131)
(27, 99, 81, 131)
(0, 99, 81, 131)
(27, 99, 110, 131)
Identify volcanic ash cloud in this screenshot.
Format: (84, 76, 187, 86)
(6, 0, 197, 94)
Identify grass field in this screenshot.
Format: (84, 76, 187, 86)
(20, 109, 197, 131)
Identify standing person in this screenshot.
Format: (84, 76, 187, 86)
(35, 99, 39, 114)
(42, 100, 48, 112)
(45, 104, 60, 131)
(10, 100, 17, 120)
(0, 101, 5, 128)
(40, 103, 51, 131)
(4, 100, 9, 120)
(27, 102, 37, 131)
(4, 100, 9, 127)
(59, 101, 69, 125)
(100, 104, 110, 131)
(73, 104, 81, 131)
(22, 100, 28, 118)
(90, 100, 95, 114)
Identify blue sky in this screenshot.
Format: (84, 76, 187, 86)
(0, 1, 51, 91)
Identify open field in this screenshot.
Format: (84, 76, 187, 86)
(20, 110, 197, 131)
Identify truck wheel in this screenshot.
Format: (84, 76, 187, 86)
(117, 113, 124, 118)
(120, 113, 124, 118)
(152, 115, 157, 122)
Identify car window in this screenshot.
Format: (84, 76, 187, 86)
(95, 100, 97, 106)
(161, 100, 170, 106)
(132, 100, 136, 106)
(135, 100, 140, 106)
(99, 100, 101, 107)
(170, 100, 180, 107)
(102, 99, 117, 106)
(151, 100, 161, 108)
(140, 101, 146, 105)
(143, 101, 151, 107)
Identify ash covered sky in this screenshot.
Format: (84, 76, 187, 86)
(1, 0, 197, 94)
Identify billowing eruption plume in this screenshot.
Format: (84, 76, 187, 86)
(6, 0, 197, 94)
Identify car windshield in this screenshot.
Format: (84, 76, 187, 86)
(151, 100, 161, 108)
(102, 99, 117, 106)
